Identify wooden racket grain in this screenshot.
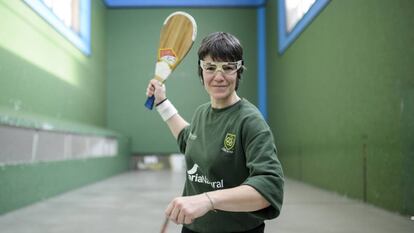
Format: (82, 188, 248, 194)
(145, 12, 197, 109)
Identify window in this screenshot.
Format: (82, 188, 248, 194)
(278, 0, 330, 54)
(24, 0, 91, 55)
(285, 0, 316, 33)
(42, 0, 80, 33)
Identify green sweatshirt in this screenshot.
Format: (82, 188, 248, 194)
(177, 99, 284, 233)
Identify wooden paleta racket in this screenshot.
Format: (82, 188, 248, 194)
(145, 11, 197, 110)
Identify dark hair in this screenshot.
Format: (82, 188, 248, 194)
(197, 32, 244, 90)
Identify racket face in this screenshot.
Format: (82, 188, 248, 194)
(158, 12, 197, 69)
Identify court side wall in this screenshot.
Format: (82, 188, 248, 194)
(106, 8, 258, 154)
(0, 1, 130, 215)
(266, 0, 413, 215)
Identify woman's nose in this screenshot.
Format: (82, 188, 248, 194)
(212, 70, 225, 80)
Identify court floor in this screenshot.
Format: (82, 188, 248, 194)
(0, 170, 413, 233)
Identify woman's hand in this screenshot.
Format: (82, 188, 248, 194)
(146, 79, 167, 105)
(165, 194, 213, 225)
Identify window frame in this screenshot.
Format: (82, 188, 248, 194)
(24, 0, 91, 56)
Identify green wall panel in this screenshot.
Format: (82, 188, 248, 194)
(0, 135, 130, 215)
(0, 0, 131, 215)
(107, 8, 258, 154)
(267, 0, 414, 215)
(0, 0, 107, 126)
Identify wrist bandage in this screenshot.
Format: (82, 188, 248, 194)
(156, 99, 177, 121)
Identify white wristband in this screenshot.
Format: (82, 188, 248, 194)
(156, 99, 178, 121)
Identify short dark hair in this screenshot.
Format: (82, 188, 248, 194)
(197, 32, 244, 90)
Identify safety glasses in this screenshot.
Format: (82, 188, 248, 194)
(200, 60, 242, 76)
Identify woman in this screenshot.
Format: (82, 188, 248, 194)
(146, 32, 284, 233)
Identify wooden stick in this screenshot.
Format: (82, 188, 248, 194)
(160, 217, 169, 233)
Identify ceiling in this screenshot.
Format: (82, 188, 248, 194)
(104, 0, 267, 8)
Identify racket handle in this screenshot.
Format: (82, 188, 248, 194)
(160, 217, 169, 233)
(145, 95, 156, 110)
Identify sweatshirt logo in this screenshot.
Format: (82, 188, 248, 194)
(187, 164, 198, 175)
(222, 133, 236, 153)
(187, 163, 224, 189)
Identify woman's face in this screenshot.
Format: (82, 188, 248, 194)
(200, 56, 239, 104)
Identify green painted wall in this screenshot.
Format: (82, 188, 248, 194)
(0, 1, 130, 215)
(0, 0, 106, 126)
(0, 136, 130, 215)
(107, 8, 258, 154)
(266, 0, 413, 215)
